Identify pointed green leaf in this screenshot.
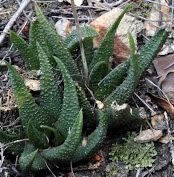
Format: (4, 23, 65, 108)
(19, 144, 38, 172)
(19, 144, 47, 172)
(42, 109, 83, 162)
(29, 19, 54, 66)
(35, 4, 80, 81)
(40, 125, 64, 145)
(6, 63, 53, 132)
(54, 57, 80, 138)
(27, 120, 48, 148)
(83, 38, 95, 66)
(65, 26, 98, 53)
(89, 61, 108, 90)
(137, 29, 169, 71)
(95, 29, 169, 100)
(104, 54, 139, 106)
(128, 32, 136, 56)
(76, 84, 96, 128)
(10, 31, 39, 70)
(31, 153, 47, 171)
(74, 38, 95, 72)
(73, 112, 108, 162)
(95, 61, 128, 100)
(37, 43, 61, 118)
(89, 5, 131, 70)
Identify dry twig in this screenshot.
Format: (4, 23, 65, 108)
(70, 161, 76, 177)
(0, 0, 31, 45)
(134, 92, 156, 115)
(0, 143, 6, 174)
(70, 0, 89, 83)
(45, 160, 57, 177)
(145, 78, 171, 103)
(0, 139, 28, 150)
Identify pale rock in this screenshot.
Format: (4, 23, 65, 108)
(58, 0, 84, 6)
(24, 79, 40, 91)
(55, 18, 72, 38)
(96, 100, 104, 110)
(159, 43, 174, 56)
(134, 129, 163, 143)
(0, 60, 6, 66)
(90, 7, 143, 63)
(151, 114, 166, 130)
(90, 7, 143, 45)
(158, 135, 174, 144)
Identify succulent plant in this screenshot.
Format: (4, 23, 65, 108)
(0, 3, 168, 173)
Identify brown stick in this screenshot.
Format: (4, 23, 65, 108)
(70, 0, 89, 84)
(0, 0, 31, 45)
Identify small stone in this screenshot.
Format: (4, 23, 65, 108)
(158, 135, 173, 144)
(151, 114, 166, 130)
(24, 79, 40, 91)
(90, 7, 143, 63)
(134, 129, 163, 143)
(0, 60, 6, 66)
(96, 100, 104, 109)
(55, 18, 72, 38)
(58, 0, 84, 6)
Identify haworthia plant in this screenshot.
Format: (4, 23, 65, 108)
(2, 3, 168, 173)
(6, 63, 53, 132)
(89, 61, 108, 90)
(10, 32, 39, 70)
(104, 33, 139, 106)
(89, 5, 131, 86)
(42, 109, 83, 162)
(37, 43, 62, 119)
(89, 5, 131, 69)
(34, 4, 81, 81)
(73, 112, 108, 162)
(95, 29, 169, 100)
(64, 26, 98, 53)
(65, 26, 98, 73)
(27, 120, 48, 149)
(54, 56, 80, 138)
(19, 143, 38, 172)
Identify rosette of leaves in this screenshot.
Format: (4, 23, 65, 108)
(0, 3, 168, 173)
